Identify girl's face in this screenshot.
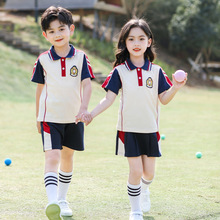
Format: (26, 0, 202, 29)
(125, 27, 151, 60)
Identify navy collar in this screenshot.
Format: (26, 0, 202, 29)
(125, 58, 151, 71)
(49, 45, 76, 60)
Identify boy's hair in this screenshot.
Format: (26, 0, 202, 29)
(114, 18, 156, 67)
(41, 6, 74, 32)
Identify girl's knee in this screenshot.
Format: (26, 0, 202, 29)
(129, 167, 143, 180)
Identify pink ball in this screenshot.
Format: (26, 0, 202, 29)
(174, 70, 186, 82)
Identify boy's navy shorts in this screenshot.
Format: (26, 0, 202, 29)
(40, 122, 84, 152)
(116, 131, 161, 157)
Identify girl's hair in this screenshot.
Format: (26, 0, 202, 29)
(41, 6, 74, 32)
(113, 18, 156, 67)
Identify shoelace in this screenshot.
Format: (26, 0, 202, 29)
(59, 201, 69, 210)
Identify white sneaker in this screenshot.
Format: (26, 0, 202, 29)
(58, 200, 73, 216)
(129, 211, 143, 220)
(140, 187, 151, 213)
(45, 202, 62, 220)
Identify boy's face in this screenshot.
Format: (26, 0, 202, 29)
(43, 19, 74, 48)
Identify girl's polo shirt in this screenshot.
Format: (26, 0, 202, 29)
(31, 45, 94, 123)
(102, 59, 172, 133)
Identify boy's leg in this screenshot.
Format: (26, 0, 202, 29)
(127, 157, 143, 219)
(45, 149, 61, 203)
(58, 146, 74, 216)
(140, 156, 156, 213)
(44, 149, 62, 220)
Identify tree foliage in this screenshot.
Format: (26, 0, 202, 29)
(169, 0, 220, 61)
(125, 0, 153, 18)
(143, 0, 181, 47)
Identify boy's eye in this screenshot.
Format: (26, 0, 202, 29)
(48, 31, 54, 34)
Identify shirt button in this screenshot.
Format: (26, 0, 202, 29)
(138, 68, 140, 71)
(139, 77, 141, 79)
(62, 59, 64, 61)
(62, 68, 65, 70)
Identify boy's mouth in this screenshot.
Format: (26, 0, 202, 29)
(55, 39, 63, 42)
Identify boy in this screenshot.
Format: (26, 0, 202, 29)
(31, 6, 94, 220)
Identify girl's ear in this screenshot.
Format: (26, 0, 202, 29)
(70, 24, 75, 36)
(148, 38, 152, 47)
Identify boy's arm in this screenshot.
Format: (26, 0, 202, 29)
(36, 83, 44, 133)
(159, 73, 187, 105)
(75, 78, 92, 123)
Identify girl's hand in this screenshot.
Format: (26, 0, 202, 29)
(75, 110, 92, 125)
(82, 112, 93, 126)
(37, 121, 41, 134)
(172, 72, 188, 89)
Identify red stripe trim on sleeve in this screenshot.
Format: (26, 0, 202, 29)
(102, 70, 114, 88)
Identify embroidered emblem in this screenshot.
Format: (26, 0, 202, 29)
(146, 77, 153, 88)
(70, 66, 78, 77)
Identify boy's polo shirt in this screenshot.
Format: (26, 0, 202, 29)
(102, 59, 172, 133)
(31, 45, 94, 123)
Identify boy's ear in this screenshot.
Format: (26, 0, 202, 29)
(42, 31, 48, 40)
(70, 24, 75, 35)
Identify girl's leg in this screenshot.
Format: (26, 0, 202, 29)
(58, 146, 74, 201)
(44, 149, 61, 203)
(142, 155, 156, 181)
(140, 156, 156, 212)
(127, 157, 143, 214)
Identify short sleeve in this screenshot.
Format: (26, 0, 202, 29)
(81, 54, 95, 81)
(102, 69, 122, 95)
(31, 59, 45, 84)
(158, 68, 172, 94)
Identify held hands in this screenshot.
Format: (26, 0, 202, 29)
(75, 110, 93, 126)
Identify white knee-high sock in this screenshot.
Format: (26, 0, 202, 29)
(58, 170, 73, 201)
(44, 172, 58, 203)
(141, 177, 153, 192)
(127, 182, 142, 212)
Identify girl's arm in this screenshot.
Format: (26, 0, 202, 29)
(159, 73, 187, 105)
(75, 78, 92, 123)
(85, 90, 117, 125)
(36, 83, 44, 133)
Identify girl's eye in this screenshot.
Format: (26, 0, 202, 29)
(128, 38, 133, 41)
(140, 38, 145, 41)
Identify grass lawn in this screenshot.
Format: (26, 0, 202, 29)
(0, 43, 220, 220)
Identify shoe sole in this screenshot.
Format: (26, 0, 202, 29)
(61, 212, 73, 217)
(46, 203, 62, 220)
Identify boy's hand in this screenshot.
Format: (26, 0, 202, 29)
(82, 112, 93, 126)
(75, 110, 93, 125)
(37, 121, 41, 133)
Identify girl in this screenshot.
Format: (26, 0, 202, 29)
(78, 18, 187, 220)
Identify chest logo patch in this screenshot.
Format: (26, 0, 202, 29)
(70, 66, 78, 77)
(146, 77, 153, 88)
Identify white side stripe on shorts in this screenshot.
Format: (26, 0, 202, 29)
(118, 137, 125, 156)
(43, 131, 52, 151)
